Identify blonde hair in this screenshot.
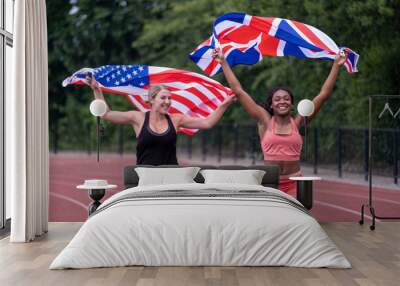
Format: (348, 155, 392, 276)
(147, 84, 169, 103)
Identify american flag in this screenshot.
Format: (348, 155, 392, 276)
(190, 12, 359, 76)
(62, 65, 232, 135)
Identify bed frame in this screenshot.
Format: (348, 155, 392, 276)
(124, 165, 280, 189)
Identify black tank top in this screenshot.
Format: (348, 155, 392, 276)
(136, 112, 178, 165)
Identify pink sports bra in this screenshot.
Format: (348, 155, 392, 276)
(261, 117, 302, 161)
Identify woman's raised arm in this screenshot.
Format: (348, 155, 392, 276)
(175, 95, 236, 130)
(295, 51, 349, 125)
(85, 74, 143, 126)
(213, 49, 270, 126)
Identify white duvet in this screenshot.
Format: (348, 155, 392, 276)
(50, 183, 351, 269)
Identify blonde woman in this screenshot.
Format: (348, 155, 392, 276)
(85, 75, 236, 165)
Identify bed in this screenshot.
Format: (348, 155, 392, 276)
(50, 165, 350, 269)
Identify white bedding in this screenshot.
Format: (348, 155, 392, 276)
(50, 183, 351, 269)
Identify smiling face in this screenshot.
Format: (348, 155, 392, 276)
(271, 89, 293, 116)
(150, 88, 172, 114)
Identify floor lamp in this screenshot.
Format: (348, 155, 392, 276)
(89, 99, 107, 162)
(290, 99, 318, 210)
(297, 99, 315, 161)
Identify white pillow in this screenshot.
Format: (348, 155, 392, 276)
(200, 169, 266, 185)
(135, 167, 200, 186)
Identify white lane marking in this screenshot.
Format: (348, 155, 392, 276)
(50, 193, 88, 210)
(314, 200, 379, 222)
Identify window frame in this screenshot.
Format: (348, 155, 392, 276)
(1, 0, 14, 232)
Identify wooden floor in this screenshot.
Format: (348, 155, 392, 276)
(0, 222, 399, 286)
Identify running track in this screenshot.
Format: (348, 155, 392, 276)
(49, 153, 400, 222)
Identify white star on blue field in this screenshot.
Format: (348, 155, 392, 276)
(92, 65, 149, 88)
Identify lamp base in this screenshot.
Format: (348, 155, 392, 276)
(296, 181, 313, 210)
(88, 189, 105, 215)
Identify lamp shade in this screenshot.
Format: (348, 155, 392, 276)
(297, 99, 315, 117)
(89, 99, 107, 117)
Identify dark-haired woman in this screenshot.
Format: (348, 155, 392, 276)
(214, 49, 348, 196)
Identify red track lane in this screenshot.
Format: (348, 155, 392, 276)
(49, 153, 400, 222)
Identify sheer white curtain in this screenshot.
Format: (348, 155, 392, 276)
(7, 0, 49, 242)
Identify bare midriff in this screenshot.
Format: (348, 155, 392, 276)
(264, 160, 300, 176)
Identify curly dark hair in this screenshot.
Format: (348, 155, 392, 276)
(263, 86, 294, 115)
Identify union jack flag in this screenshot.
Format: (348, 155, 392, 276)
(190, 12, 359, 76)
(62, 65, 232, 135)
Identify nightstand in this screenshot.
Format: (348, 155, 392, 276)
(289, 176, 321, 210)
(77, 180, 117, 215)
